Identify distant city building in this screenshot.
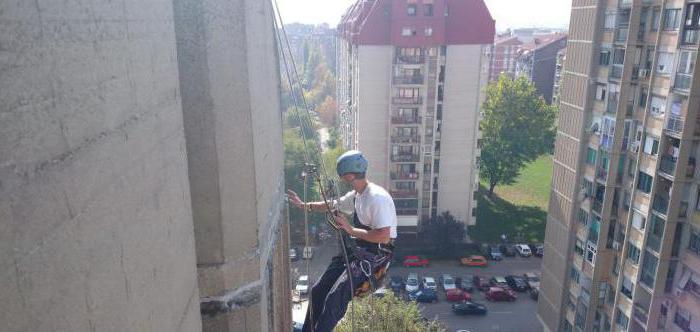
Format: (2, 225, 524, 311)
(489, 35, 523, 81)
(552, 47, 567, 106)
(284, 23, 338, 73)
(511, 27, 568, 43)
(515, 33, 568, 104)
(337, 0, 495, 234)
(540, 1, 700, 332)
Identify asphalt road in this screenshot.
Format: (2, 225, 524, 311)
(291, 237, 545, 332)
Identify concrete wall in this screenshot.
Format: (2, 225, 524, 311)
(0, 1, 201, 331)
(438, 44, 487, 226)
(173, 0, 289, 331)
(357, 46, 393, 188)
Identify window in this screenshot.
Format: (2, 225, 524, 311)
(651, 8, 661, 31)
(650, 96, 666, 117)
(637, 171, 653, 193)
(640, 250, 658, 287)
(689, 227, 700, 255)
(663, 8, 682, 30)
(639, 87, 648, 107)
(595, 84, 607, 101)
(575, 238, 585, 256)
(627, 243, 641, 264)
(424, 27, 433, 37)
(674, 308, 692, 331)
(401, 27, 416, 36)
(604, 12, 616, 29)
(656, 52, 674, 74)
(587, 148, 597, 165)
(643, 135, 659, 155)
(599, 50, 611, 66)
(621, 276, 634, 299)
(678, 50, 696, 74)
(632, 211, 646, 230)
(407, 4, 417, 16)
(424, 4, 433, 16)
(578, 208, 589, 225)
(586, 241, 598, 263)
(615, 309, 629, 329)
(570, 267, 580, 283)
(582, 178, 594, 198)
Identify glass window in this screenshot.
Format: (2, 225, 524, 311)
(637, 171, 653, 193)
(587, 148, 597, 165)
(407, 4, 417, 16)
(651, 8, 661, 31)
(424, 27, 433, 37)
(650, 96, 666, 118)
(627, 243, 641, 264)
(604, 12, 616, 29)
(643, 135, 659, 155)
(640, 250, 658, 287)
(599, 50, 611, 66)
(424, 4, 433, 16)
(632, 211, 646, 230)
(615, 309, 629, 329)
(656, 52, 674, 74)
(663, 8, 682, 30)
(688, 227, 700, 254)
(596, 84, 607, 101)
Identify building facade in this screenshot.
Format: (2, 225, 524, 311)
(515, 33, 569, 104)
(540, 1, 700, 332)
(489, 35, 523, 81)
(337, 0, 494, 233)
(0, 0, 291, 331)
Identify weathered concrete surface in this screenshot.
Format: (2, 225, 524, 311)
(173, 0, 290, 330)
(0, 1, 201, 331)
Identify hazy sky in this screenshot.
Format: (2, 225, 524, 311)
(275, 0, 571, 31)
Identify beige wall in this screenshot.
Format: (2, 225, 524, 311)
(0, 1, 201, 331)
(356, 46, 393, 188)
(438, 45, 487, 226)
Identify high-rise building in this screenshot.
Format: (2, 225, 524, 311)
(515, 33, 568, 104)
(540, 1, 700, 331)
(337, 0, 494, 233)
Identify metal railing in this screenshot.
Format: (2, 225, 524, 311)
(396, 55, 424, 64)
(392, 96, 423, 105)
(390, 171, 420, 179)
(682, 29, 700, 45)
(666, 115, 685, 135)
(390, 135, 420, 144)
(393, 75, 424, 85)
(390, 189, 418, 198)
(391, 116, 421, 124)
(659, 156, 677, 176)
(675, 73, 692, 91)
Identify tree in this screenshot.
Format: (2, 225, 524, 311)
(316, 95, 338, 127)
(335, 292, 445, 332)
(418, 211, 465, 258)
(480, 74, 556, 196)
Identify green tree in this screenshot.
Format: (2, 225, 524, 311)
(335, 292, 445, 332)
(480, 75, 556, 196)
(418, 211, 465, 258)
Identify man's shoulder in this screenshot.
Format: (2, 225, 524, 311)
(367, 183, 392, 199)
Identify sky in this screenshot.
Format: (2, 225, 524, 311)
(275, 0, 571, 31)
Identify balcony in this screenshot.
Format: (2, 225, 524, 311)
(659, 156, 677, 177)
(391, 116, 421, 125)
(652, 195, 669, 216)
(647, 233, 662, 253)
(392, 96, 423, 105)
(390, 171, 420, 179)
(620, 0, 632, 8)
(396, 55, 424, 64)
(633, 305, 649, 325)
(609, 64, 624, 79)
(390, 153, 420, 162)
(396, 208, 418, 215)
(596, 167, 608, 182)
(682, 29, 700, 46)
(390, 135, 420, 144)
(615, 27, 629, 43)
(675, 73, 693, 91)
(666, 115, 685, 136)
(390, 189, 418, 199)
(393, 75, 424, 85)
(593, 199, 603, 215)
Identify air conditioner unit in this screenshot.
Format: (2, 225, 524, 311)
(638, 69, 649, 78)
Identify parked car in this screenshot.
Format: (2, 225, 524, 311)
(445, 288, 472, 302)
(529, 286, 539, 300)
(406, 273, 420, 293)
(488, 245, 503, 260)
(389, 276, 405, 294)
(451, 301, 488, 315)
(408, 289, 438, 303)
(460, 255, 488, 267)
(296, 275, 309, 295)
(373, 287, 389, 298)
(505, 275, 529, 292)
(523, 272, 541, 290)
(485, 287, 517, 301)
(403, 255, 429, 267)
(422, 277, 437, 291)
(515, 244, 532, 257)
(473, 275, 490, 292)
(499, 244, 516, 257)
(302, 246, 314, 259)
(533, 244, 544, 257)
(489, 276, 509, 289)
(440, 274, 457, 291)
(456, 275, 475, 292)
(289, 247, 299, 261)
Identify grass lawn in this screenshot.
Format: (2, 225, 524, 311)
(470, 155, 553, 243)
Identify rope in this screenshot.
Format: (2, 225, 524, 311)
(268, 1, 357, 331)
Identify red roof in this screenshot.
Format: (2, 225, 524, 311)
(338, 0, 495, 46)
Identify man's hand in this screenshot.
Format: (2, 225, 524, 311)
(286, 190, 305, 210)
(334, 214, 353, 234)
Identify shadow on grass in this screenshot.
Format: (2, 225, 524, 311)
(469, 185, 547, 243)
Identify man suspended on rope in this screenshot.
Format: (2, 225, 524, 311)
(287, 150, 397, 332)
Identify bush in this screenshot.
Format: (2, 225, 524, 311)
(335, 292, 445, 332)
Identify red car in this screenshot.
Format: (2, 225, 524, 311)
(403, 255, 429, 267)
(445, 288, 472, 302)
(485, 287, 517, 302)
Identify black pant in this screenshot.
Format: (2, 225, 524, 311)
(302, 255, 367, 332)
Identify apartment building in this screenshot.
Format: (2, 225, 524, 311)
(515, 33, 568, 103)
(489, 35, 524, 81)
(540, 1, 700, 331)
(337, 0, 494, 233)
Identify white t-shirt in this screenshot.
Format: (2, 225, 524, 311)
(333, 182, 398, 239)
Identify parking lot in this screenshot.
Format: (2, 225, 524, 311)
(291, 239, 544, 332)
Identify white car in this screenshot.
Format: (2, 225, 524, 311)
(422, 277, 437, 291)
(406, 273, 420, 293)
(441, 274, 456, 291)
(515, 244, 532, 257)
(302, 246, 313, 260)
(296, 275, 309, 295)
